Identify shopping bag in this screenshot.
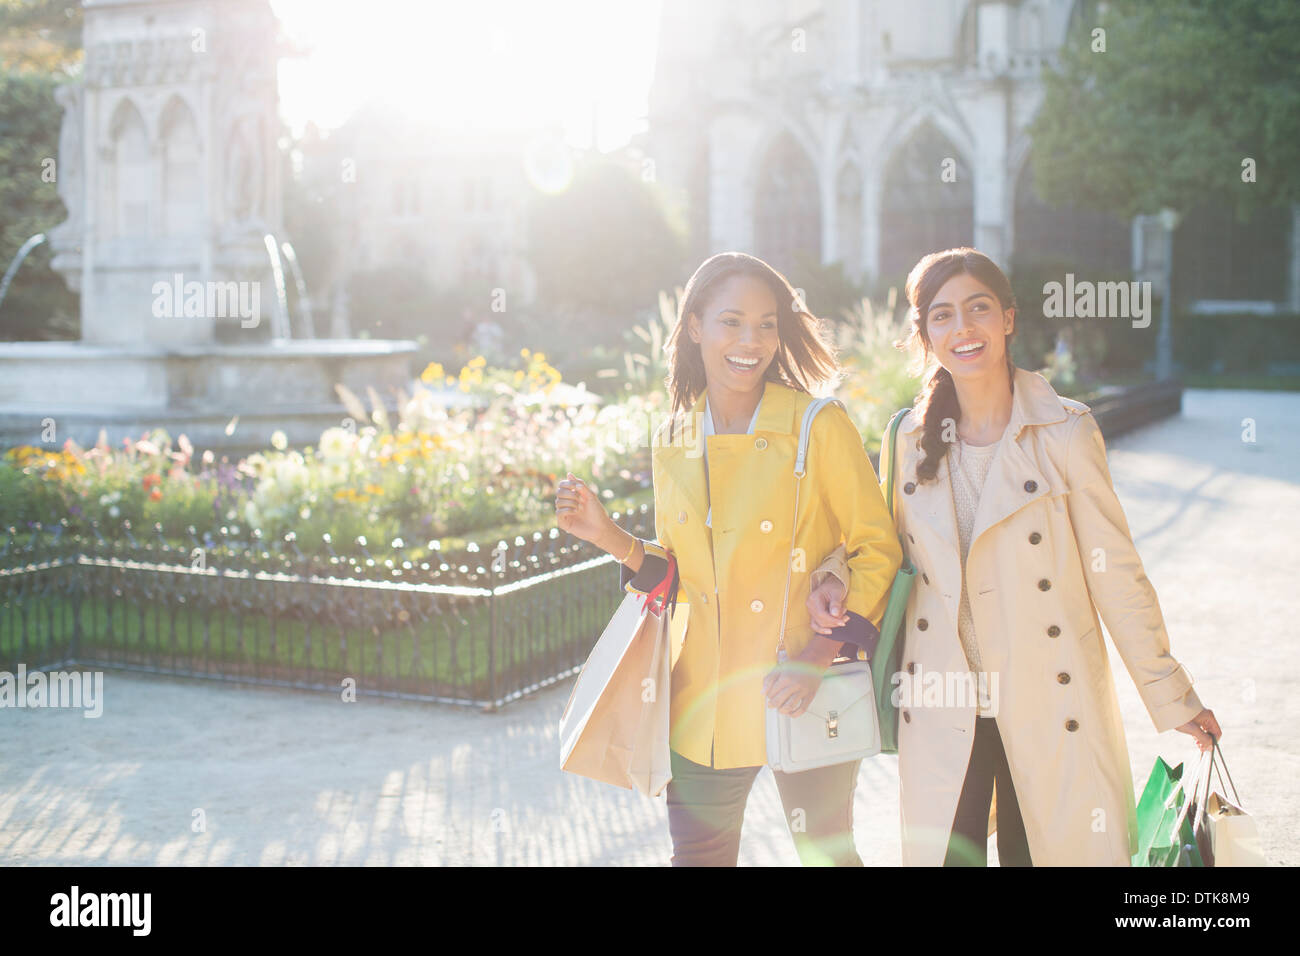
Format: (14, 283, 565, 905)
(559, 556, 677, 797)
(1205, 793, 1264, 866)
(1203, 741, 1264, 866)
(626, 607, 673, 796)
(1132, 752, 1207, 867)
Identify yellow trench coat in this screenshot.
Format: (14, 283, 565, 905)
(816, 368, 1205, 865)
(626, 380, 902, 769)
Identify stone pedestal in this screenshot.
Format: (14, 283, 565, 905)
(0, 339, 420, 453)
(50, 0, 286, 346)
(0, 0, 423, 455)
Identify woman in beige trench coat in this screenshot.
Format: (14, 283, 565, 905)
(810, 248, 1220, 866)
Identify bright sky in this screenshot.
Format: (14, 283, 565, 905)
(270, 0, 662, 150)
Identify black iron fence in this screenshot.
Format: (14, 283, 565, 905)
(0, 506, 654, 709)
(0, 380, 1181, 709)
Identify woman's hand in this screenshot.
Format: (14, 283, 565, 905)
(807, 576, 849, 636)
(1175, 708, 1223, 753)
(555, 472, 615, 545)
(762, 635, 840, 718)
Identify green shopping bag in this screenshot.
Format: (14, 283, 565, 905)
(871, 407, 917, 755)
(1132, 754, 1207, 867)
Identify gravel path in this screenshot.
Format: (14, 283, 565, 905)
(1, 389, 1294, 865)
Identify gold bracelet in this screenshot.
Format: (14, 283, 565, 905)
(620, 535, 638, 565)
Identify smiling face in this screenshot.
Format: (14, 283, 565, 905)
(687, 273, 781, 399)
(922, 272, 1015, 383)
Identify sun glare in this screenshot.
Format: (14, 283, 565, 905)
(272, 0, 660, 149)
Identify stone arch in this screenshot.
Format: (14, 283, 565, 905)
(876, 119, 975, 286)
(159, 95, 201, 237)
(101, 96, 150, 240)
(751, 129, 822, 273)
(836, 160, 864, 281)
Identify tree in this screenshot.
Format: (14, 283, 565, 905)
(1028, 0, 1300, 377)
(0, 68, 77, 340)
(0, 0, 82, 74)
(0, 1, 82, 339)
(526, 158, 685, 355)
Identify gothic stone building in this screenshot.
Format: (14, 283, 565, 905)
(646, 0, 1300, 313)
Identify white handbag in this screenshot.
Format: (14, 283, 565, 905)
(765, 397, 882, 773)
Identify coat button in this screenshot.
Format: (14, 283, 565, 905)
(750, 599, 764, 613)
(1029, 532, 1042, 545)
(1038, 578, 1051, 591)
(1065, 719, 1079, 732)
(1057, 672, 1071, 684)
(677, 511, 687, 524)
(903, 710, 912, 723)
(916, 618, 929, 631)
(755, 437, 768, 450)
(907, 662, 916, 675)
(903, 481, 916, 495)
(759, 519, 773, 533)
(1047, 625, 1061, 637)
(1024, 480, 1038, 493)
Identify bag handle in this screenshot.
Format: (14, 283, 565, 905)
(882, 407, 911, 521)
(638, 550, 678, 619)
(776, 397, 843, 659)
(1209, 737, 1241, 806)
(1162, 749, 1213, 841)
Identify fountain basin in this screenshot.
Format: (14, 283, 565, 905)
(0, 338, 419, 453)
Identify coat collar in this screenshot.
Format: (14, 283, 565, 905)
(901, 367, 1068, 437)
(686, 377, 802, 437)
(897, 368, 1067, 568)
(659, 379, 806, 527)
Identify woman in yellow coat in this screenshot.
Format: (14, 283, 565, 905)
(808, 247, 1220, 866)
(555, 252, 901, 866)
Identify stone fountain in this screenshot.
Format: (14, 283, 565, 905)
(0, 0, 416, 452)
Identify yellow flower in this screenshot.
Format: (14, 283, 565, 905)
(420, 362, 445, 384)
(468, 355, 487, 368)
(520, 347, 531, 358)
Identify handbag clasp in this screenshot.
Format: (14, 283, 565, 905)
(826, 711, 839, 738)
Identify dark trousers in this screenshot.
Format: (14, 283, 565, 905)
(665, 748, 863, 866)
(944, 716, 1032, 866)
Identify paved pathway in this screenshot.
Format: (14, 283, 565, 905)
(1, 389, 1295, 865)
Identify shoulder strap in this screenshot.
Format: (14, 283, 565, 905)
(777, 396, 845, 658)
(794, 397, 844, 477)
(882, 407, 910, 520)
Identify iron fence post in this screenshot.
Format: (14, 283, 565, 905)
(486, 583, 498, 711)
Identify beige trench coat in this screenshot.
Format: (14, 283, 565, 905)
(818, 369, 1204, 866)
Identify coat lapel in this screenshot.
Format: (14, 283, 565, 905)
(895, 412, 962, 610)
(654, 379, 799, 530)
(968, 369, 1067, 552)
(913, 452, 961, 558)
